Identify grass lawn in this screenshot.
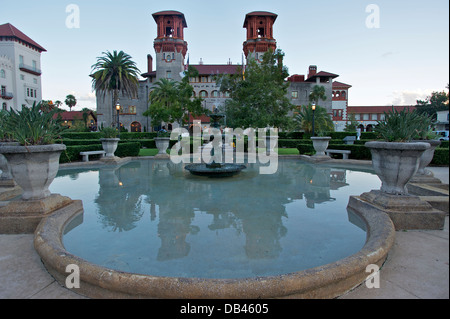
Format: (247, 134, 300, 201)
(138, 148, 299, 156)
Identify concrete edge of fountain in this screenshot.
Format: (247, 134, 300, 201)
(33, 197, 396, 299)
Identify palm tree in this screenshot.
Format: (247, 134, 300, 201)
(143, 78, 179, 128)
(90, 50, 140, 125)
(65, 94, 77, 111)
(309, 85, 327, 107)
(295, 104, 334, 134)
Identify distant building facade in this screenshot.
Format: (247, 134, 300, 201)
(0, 23, 46, 112)
(96, 10, 348, 132)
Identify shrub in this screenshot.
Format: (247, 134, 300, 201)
(60, 142, 141, 163)
(431, 148, 449, 166)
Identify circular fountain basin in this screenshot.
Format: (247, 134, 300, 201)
(34, 159, 395, 298)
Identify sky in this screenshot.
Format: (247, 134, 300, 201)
(1, 0, 449, 111)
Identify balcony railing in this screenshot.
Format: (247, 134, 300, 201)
(0, 91, 13, 100)
(19, 63, 42, 76)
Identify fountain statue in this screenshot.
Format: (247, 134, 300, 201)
(184, 110, 246, 177)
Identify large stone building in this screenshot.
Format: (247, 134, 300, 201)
(96, 10, 349, 132)
(0, 23, 46, 112)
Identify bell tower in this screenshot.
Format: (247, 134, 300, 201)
(243, 11, 278, 63)
(152, 11, 188, 82)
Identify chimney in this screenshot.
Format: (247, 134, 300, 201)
(147, 54, 153, 73)
(308, 65, 317, 79)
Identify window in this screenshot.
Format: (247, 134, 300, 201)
(166, 71, 171, 79)
(19, 55, 24, 65)
(33, 78, 37, 84)
(20, 74, 25, 80)
(0, 69, 5, 78)
(199, 90, 208, 98)
(355, 114, 361, 120)
(129, 106, 136, 114)
(2, 103, 6, 111)
(201, 76, 208, 83)
(380, 114, 385, 121)
(363, 114, 369, 120)
(291, 91, 298, 99)
(27, 88, 30, 96)
(32, 60, 37, 70)
(224, 91, 231, 98)
(372, 114, 378, 121)
(1, 86, 5, 95)
(212, 91, 219, 98)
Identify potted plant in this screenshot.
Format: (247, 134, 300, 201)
(0, 102, 65, 200)
(311, 131, 332, 157)
(366, 108, 430, 195)
(154, 129, 171, 157)
(411, 116, 441, 178)
(99, 127, 120, 158)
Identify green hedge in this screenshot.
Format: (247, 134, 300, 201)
(431, 148, 449, 166)
(59, 142, 141, 163)
(60, 132, 158, 140)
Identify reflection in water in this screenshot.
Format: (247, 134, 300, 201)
(55, 159, 379, 279)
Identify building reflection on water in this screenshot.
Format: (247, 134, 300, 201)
(55, 159, 361, 263)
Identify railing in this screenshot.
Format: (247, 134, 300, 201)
(0, 91, 13, 99)
(19, 63, 42, 75)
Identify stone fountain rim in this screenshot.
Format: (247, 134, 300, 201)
(34, 186, 395, 299)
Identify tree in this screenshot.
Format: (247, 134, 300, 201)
(309, 85, 327, 107)
(90, 50, 140, 125)
(217, 49, 295, 129)
(64, 94, 77, 111)
(344, 113, 359, 132)
(143, 66, 206, 129)
(295, 104, 334, 134)
(81, 108, 91, 129)
(416, 86, 449, 121)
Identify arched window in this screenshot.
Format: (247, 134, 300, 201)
(0, 69, 5, 78)
(211, 90, 219, 98)
(341, 91, 346, 99)
(2, 103, 7, 111)
(131, 122, 141, 132)
(199, 90, 208, 98)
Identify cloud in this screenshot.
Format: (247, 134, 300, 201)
(390, 89, 432, 105)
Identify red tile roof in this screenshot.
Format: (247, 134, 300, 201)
(333, 81, 352, 89)
(189, 114, 210, 123)
(244, 12, 278, 27)
(53, 111, 96, 121)
(152, 11, 187, 27)
(0, 23, 46, 52)
(348, 105, 416, 113)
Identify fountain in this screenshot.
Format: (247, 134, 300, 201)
(184, 110, 246, 177)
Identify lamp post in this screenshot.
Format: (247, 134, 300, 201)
(116, 102, 121, 138)
(312, 104, 316, 137)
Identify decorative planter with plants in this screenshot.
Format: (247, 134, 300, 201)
(311, 132, 331, 157)
(366, 108, 430, 195)
(410, 116, 442, 179)
(154, 130, 171, 157)
(0, 102, 66, 201)
(99, 127, 120, 158)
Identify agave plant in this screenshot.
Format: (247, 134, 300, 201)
(374, 108, 423, 142)
(99, 126, 119, 138)
(3, 102, 63, 146)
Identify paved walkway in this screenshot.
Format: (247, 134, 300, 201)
(0, 167, 448, 299)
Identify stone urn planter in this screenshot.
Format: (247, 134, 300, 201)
(154, 137, 170, 157)
(365, 141, 430, 195)
(0, 144, 66, 200)
(0, 142, 19, 185)
(100, 138, 120, 158)
(311, 137, 331, 156)
(412, 139, 441, 176)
